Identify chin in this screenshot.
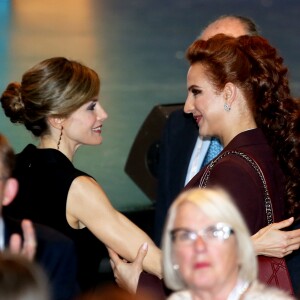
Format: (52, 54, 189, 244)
(85, 137, 103, 145)
(199, 132, 210, 138)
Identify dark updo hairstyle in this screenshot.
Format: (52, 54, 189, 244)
(186, 34, 300, 218)
(1, 57, 100, 137)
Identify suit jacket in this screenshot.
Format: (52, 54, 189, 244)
(154, 109, 199, 245)
(4, 217, 79, 300)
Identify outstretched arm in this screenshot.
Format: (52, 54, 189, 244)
(66, 176, 162, 278)
(252, 217, 300, 257)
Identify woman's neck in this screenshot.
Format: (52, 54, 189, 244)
(190, 273, 243, 300)
(221, 123, 257, 147)
(38, 136, 75, 161)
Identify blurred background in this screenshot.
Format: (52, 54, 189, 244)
(0, 0, 299, 216)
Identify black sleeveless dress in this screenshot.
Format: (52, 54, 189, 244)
(4, 144, 107, 291)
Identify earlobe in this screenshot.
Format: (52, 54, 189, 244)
(48, 117, 64, 129)
(3, 178, 18, 206)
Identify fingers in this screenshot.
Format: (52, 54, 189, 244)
(133, 242, 148, 267)
(21, 219, 37, 260)
(285, 233, 300, 252)
(270, 217, 294, 230)
(9, 233, 22, 254)
(107, 247, 121, 264)
(8, 220, 37, 261)
(287, 228, 300, 240)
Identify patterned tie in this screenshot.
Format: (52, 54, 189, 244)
(201, 137, 223, 167)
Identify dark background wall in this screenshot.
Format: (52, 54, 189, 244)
(1, 0, 299, 212)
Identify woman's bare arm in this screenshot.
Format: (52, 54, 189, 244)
(66, 176, 162, 278)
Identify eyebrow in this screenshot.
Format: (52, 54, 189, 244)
(187, 84, 200, 91)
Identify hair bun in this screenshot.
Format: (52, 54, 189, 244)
(1, 82, 25, 124)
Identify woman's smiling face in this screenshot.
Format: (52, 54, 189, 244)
(61, 98, 108, 149)
(184, 63, 226, 138)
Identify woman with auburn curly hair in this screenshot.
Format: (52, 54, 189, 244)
(109, 33, 300, 296)
(184, 33, 299, 233)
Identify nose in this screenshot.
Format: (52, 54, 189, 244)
(184, 95, 194, 114)
(97, 105, 108, 121)
(193, 235, 206, 252)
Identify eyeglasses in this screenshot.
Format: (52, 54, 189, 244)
(170, 222, 234, 246)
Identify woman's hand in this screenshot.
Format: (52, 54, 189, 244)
(252, 217, 300, 257)
(108, 242, 148, 294)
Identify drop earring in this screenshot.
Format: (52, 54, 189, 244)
(173, 264, 179, 270)
(224, 103, 231, 111)
(57, 126, 63, 150)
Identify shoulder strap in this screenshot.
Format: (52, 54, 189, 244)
(199, 150, 274, 224)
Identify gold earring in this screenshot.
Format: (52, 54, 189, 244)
(57, 126, 63, 150)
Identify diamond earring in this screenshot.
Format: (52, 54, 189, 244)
(224, 103, 231, 111)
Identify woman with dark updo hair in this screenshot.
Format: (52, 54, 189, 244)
(0, 57, 162, 292)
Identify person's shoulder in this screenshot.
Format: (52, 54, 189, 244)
(245, 281, 295, 300)
(211, 152, 252, 174)
(16, 144, 36, 160)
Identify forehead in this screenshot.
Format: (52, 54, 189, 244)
(201, 18, 246, 40)
(173, 202, 214, 229)
(187, 63, 210, 84)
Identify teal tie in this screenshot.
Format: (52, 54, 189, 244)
(201, 137, 223, 167)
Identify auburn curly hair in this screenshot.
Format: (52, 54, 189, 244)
(186, 34, 300, 218)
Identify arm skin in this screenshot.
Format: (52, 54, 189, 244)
(66, 176, 162, 279)
(109, 218, 300, 294)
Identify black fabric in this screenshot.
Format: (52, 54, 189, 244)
(4, 217, 79, 300)
(3, 144, 107, 292)
(154, 110, 198, 245)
